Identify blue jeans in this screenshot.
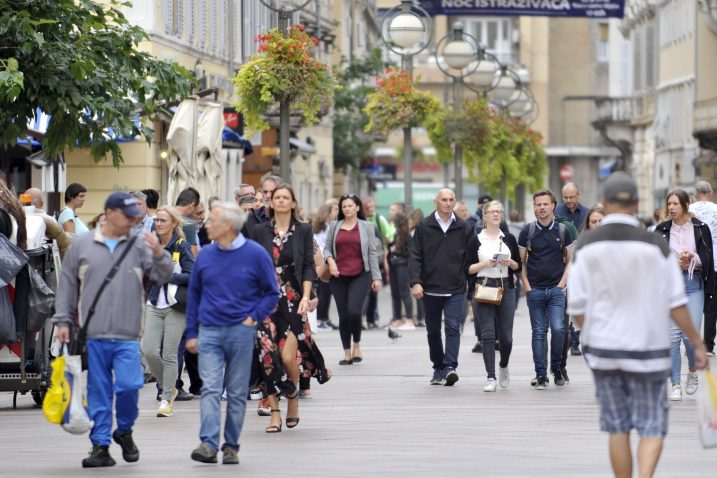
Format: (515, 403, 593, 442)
(526, 287, 566, 377)
(423, 293, 464, 371)
(670, 272, 704, 385)
(198, 322, 255, 452)
(87, 339, 144, 446)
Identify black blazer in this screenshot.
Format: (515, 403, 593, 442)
(253, 220, 317, 288)
(655, 218, 714, 297)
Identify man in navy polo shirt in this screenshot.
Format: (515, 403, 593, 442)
(519, 190, 573, 390)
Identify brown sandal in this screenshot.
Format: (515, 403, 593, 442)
(265, 410, 282, 433)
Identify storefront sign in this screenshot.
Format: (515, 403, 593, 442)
(419, 0, 625, 18)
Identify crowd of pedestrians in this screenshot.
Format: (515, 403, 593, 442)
(1, 167, 713, 475)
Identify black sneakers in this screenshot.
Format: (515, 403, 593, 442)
(535, 376, 548, 390)
(82, 445, 116, 468)
(560, 367, 570, 384)
(112, 430, 139, 462)
(472, 342, 483, 353)
(444, 369, 459, 386)
(551, 369, 566, 387)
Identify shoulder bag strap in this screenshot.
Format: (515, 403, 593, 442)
(78, 235, 138, 339)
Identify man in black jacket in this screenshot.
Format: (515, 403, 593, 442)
(409, 189, 474, 386)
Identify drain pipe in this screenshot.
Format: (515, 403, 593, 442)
(699, 0, 717, 34)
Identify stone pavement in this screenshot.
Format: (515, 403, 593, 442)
(1, 289, 715, 477)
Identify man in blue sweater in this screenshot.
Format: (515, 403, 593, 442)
(185, 202, 279, 465)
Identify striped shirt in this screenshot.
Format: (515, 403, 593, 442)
(567, 213, 687, 378)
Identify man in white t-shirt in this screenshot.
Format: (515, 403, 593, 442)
(688, 180, 717, 356)
(568, 172, 707, 478)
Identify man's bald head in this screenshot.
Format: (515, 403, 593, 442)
(25, 188, 43, 208)
(561, 182, 580, 212)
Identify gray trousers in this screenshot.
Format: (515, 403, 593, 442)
(142, 305, 186, 401)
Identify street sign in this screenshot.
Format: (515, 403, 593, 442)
(418, 0, 625, 18)
(560, 164, 574, 182)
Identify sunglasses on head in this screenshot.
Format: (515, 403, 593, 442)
(340, 194, 357, 200)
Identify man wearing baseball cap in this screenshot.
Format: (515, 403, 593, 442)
(567, 172, 708, 477)
(53, 191, 174, 468)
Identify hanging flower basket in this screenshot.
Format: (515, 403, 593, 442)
(363, 67, 439, 136)
(231, 25, 337, 134)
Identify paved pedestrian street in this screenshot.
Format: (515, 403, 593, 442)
(1, 291, 715, 477)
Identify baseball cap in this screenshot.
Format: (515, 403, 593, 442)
(478, 195, 492, 205)
(105, 191, 142, 217)
(602, 172, 638, 203)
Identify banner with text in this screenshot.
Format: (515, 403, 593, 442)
(419, 0, 625, 18)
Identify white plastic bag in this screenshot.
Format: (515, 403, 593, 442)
(61, 353, 94, 434)
(697, 369, 717, 448)
(307, 309, 317, 334)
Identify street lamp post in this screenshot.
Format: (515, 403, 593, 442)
(434, 22, 480, 200)
(381, 0, 432, 211)
(259, 0, 313, 184)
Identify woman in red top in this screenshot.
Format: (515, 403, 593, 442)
(324, 194, 382, 365)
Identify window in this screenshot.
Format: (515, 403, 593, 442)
(460, 17, 514, 64)
(596, 22, 608, 62)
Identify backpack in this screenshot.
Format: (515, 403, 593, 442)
(526, 220, 568, 263)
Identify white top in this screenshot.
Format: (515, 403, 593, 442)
(476, 229, 509, 279)
(434, 211, 455, 233)
(689, 200, 717, 271)
(567, 214, 687, 377)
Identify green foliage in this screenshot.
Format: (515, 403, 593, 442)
(363, 67, 440, 136)
(426, 97, 546, 200)
(0, 58, 24, 102)
(0, 0, 195, 167)
(332, 48, 384, 172)
(231, 25, 337, 134)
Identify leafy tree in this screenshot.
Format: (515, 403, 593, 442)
(332, 48, 384, 172)
(0, 0, 195, 167)
(426, 97, 546, 200)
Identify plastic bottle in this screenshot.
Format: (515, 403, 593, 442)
(19, 193, 46, 250)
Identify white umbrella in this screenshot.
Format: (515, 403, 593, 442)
(166, 98, 197, 205)
(194, 102, 224, 203)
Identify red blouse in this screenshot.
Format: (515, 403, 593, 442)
(335, 225, 364, 276)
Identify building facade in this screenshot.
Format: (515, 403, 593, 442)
(594, 0, 717, 218)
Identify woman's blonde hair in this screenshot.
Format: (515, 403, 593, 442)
(481, 200, 504, 222)
(156, 206, 185, 239)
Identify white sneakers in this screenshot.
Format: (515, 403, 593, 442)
(499, 367, 510, 388)
(669, 384, 683, 401)
(685, 372, 699, 395)
(157, 388, 178, 417)
(483, 378, 497, 392)
(670, 373, 699, 401)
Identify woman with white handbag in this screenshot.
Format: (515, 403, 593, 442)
(142, 206, 194, 417)
(466, 200, 521, 393)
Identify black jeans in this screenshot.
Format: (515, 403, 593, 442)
(317, 280, 332, 322)
(424, 293, 464, 371)
(330, 272, 371, 350)
(176, 334, 202, 394)
(365, 289, 379, 324)
(475, 280, 516, 379)
(705, 293, 717, 352)
(389, 261, 413, 320)
(416, 298, 425, 321)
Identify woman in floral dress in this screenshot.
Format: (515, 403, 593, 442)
(254, 184, 330, 433)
